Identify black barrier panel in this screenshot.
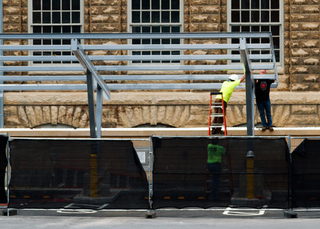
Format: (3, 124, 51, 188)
(292, 139, 320, 208)
(9, 139, 149, 209)
(0, 136, 8, 203)
(152, 137, 289, 209)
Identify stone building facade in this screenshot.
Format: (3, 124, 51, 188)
(2, 0, 320, 129)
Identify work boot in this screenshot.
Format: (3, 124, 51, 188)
(262, 126, 267, 131)
(269, 126, 274, 131)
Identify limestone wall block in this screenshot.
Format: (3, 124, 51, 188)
(51, 106, 58, 125)
(18, 106, 29, 127)
(200, 23, 219, 31)
(58, 106, 67, 124)
(72, 107, 82, 127)
(310, 83, 320, 91)
(291, 32, 308, 39)
(3, 24, 19, 32)
(79, 113, 88, 128)
(103, 6, 119, 14)
(290, 14, 309, 22)
(291, 49, 309, 56)
(191, 0, 209, 5)
(3, 7, 19, 15)
(302, 23, 319, 30)
(142, 106, 150, 124)
(276, 83, 290, 91)
(4, 106, 17, 115)
(292, 105, 317, 114)
(171, 106, 184, 126)
(118, 107, 130, 127)
(311, 49, 319, 55)
(108, 15, 120, 23)
(185, 114, 208, 126)
(291, 41, 300, 48)
(273, 105, 290, 127)
(34, 106, 43, 126)
(133, 107, 143, 126)
(290, 23, 300, 31)
(92, 15, 109, 22)
(292, 0, 307, 3)
(150, 106, 157, 125)
(286, 115, 319, 126)
(302, 40, 318, 48)
(291, 66, 308, 74)
(157, 106, 166, 124)
(304, 74, 319, 82)
(165, 106, 175, 126)
(199, 6, 219, 14)
(176, 107, 190, 127)
(42, 106, 50, 124)
(124, 107, 135, 127)
(66, 107, 74, 126)
(25, 106, 36, 127)
(92, 0, 109, 5)
(302, 6, 319, 13)
(292, 83, 309, 91)
(304, 58, 319, 65)
(191, 15, 209, 23)
(5, 116, 20, 127)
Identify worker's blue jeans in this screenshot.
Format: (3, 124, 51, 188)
(257, 99, 272, 127)
(207, 163, 221, 199)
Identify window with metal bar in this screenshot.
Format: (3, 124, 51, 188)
(129, 0, 183, 64)
(229, 0, 282, 64)
(29, 0, 83, 64)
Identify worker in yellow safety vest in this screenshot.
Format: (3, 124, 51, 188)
(207, 138, 226, 201)
(212, 74, 245, 135)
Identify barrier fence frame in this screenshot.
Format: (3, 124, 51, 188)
(6, 137, 151, 213)
(5, 134, 320, 216)
(289, 136, 320, 215)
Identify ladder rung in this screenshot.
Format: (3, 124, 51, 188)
(210, 124, 224, 127)
(210, 115, 224, 117)
(211, 106, 223, 109)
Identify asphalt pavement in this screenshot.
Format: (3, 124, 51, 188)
(1, 207, 320, 229)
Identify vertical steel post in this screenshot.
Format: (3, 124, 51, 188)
(240, 38, 254, 136)
(148, 136, 153, 209)
(96, 85, 102, 138)
(6, 134, 9, 216)
(246, 150, 255, 199)
(86, 69, 97, 138)
(0, 0, 4, 128)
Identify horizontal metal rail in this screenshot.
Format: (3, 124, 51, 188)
(0, 83, 246, 90)
(0, 54, 273, 62)
(0, 32, 272, 39)
(0, 44, 271, 51)
(0, 74, 276, 81)
(0, 64, 274, 72)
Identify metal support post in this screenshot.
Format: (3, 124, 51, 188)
(145, 136, 156, 218)
(240, 38, 254, 136)
(284, 135, 297, 218)
(246, 151, 255, 199)
(96, 85, 102, 138)
(6, 135, 9, 216)
(86, 70, 97, 138)
(0, 0, 4, 128)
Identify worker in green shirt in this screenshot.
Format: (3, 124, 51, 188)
(207, 138, 226, 201)
(212, 74, 245, 135)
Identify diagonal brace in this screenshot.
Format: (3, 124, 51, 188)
(71, 38, 111, 100)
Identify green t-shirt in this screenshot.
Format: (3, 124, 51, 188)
(207, 143, 226, 164)
(215, 79, 241, 103)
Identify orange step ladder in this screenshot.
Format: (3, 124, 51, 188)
(208, 92, 227, 136)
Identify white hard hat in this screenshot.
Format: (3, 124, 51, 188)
(229, 74, 238, 81)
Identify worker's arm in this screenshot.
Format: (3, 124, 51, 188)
(240, 74, 245, 83)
